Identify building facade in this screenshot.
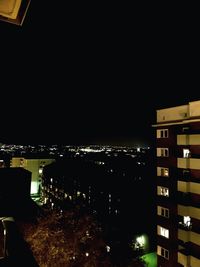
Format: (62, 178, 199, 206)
(11, 157, 55, 195)
(0, 168, 31, 217)
(154, 100, 200, 267)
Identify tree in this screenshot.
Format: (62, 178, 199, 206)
(19, 207, 113, 267)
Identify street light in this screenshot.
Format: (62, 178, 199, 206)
(0, 217, 14, 258)
(136, 236, 145, 248)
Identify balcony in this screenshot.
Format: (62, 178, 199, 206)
(178, 229, 200, 246)
(178, 158, 200, 170)
(178, 205, 200, 221)
(178, 181, 200, 195)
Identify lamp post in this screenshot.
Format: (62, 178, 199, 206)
(0, 217, 14, 258)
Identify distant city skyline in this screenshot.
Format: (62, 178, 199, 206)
(1, 96, 199, 146)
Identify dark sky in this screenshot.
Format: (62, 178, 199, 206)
(0, 2, 199, 146)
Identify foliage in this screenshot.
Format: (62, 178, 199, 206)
(19, 207, 113, 267)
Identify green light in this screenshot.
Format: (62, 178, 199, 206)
(141, 252, 157, 267)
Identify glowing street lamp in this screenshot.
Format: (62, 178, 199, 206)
(133, 235, 147, 252)
(136, 236, 145, 248)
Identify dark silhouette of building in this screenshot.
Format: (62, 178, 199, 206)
(0, 168, 40, 266)
(41, 149, 155, 260)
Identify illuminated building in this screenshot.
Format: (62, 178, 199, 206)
(11, 157, 55, 195)
(41, 159, 122, 217)
(153, 100, 200, 267)
(41, 150, 153, 234)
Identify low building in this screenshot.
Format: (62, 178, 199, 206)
(0, 168, 31, 217)
(11, 157, 55, 195)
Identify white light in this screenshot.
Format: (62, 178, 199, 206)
(106, 245, 111, 252)
(86, 231, 89, 236)
(39, 168, 43, 174)
(85, 252, 89, 257)
(183, 149, 190, 158)
(184, 216, 191, 227)
(136, 236, 145, 247)
(160, 227, 169, 238)
(31, 181, 39, 194)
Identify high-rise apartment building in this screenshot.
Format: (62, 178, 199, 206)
(154, 100, 200, 267)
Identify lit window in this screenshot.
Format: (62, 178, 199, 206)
(160, 207, 169, 218)
(184, 216, 191, 227)
(161, 148, 169, 157)
(161, 188, 169, 197)
(157, 186, 169, 197)
(157, 246, 169, 260)
(157, 129, 169, 138)
(161, 168, 169, 177)
(157, 226, 169, 239)
(183, 149, 190, 158)
(157, 148, 169, 157)
(157, 206, 169, 218)
(161, 227, 169, 238)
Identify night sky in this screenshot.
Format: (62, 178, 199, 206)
(0, 2, 199, 146)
